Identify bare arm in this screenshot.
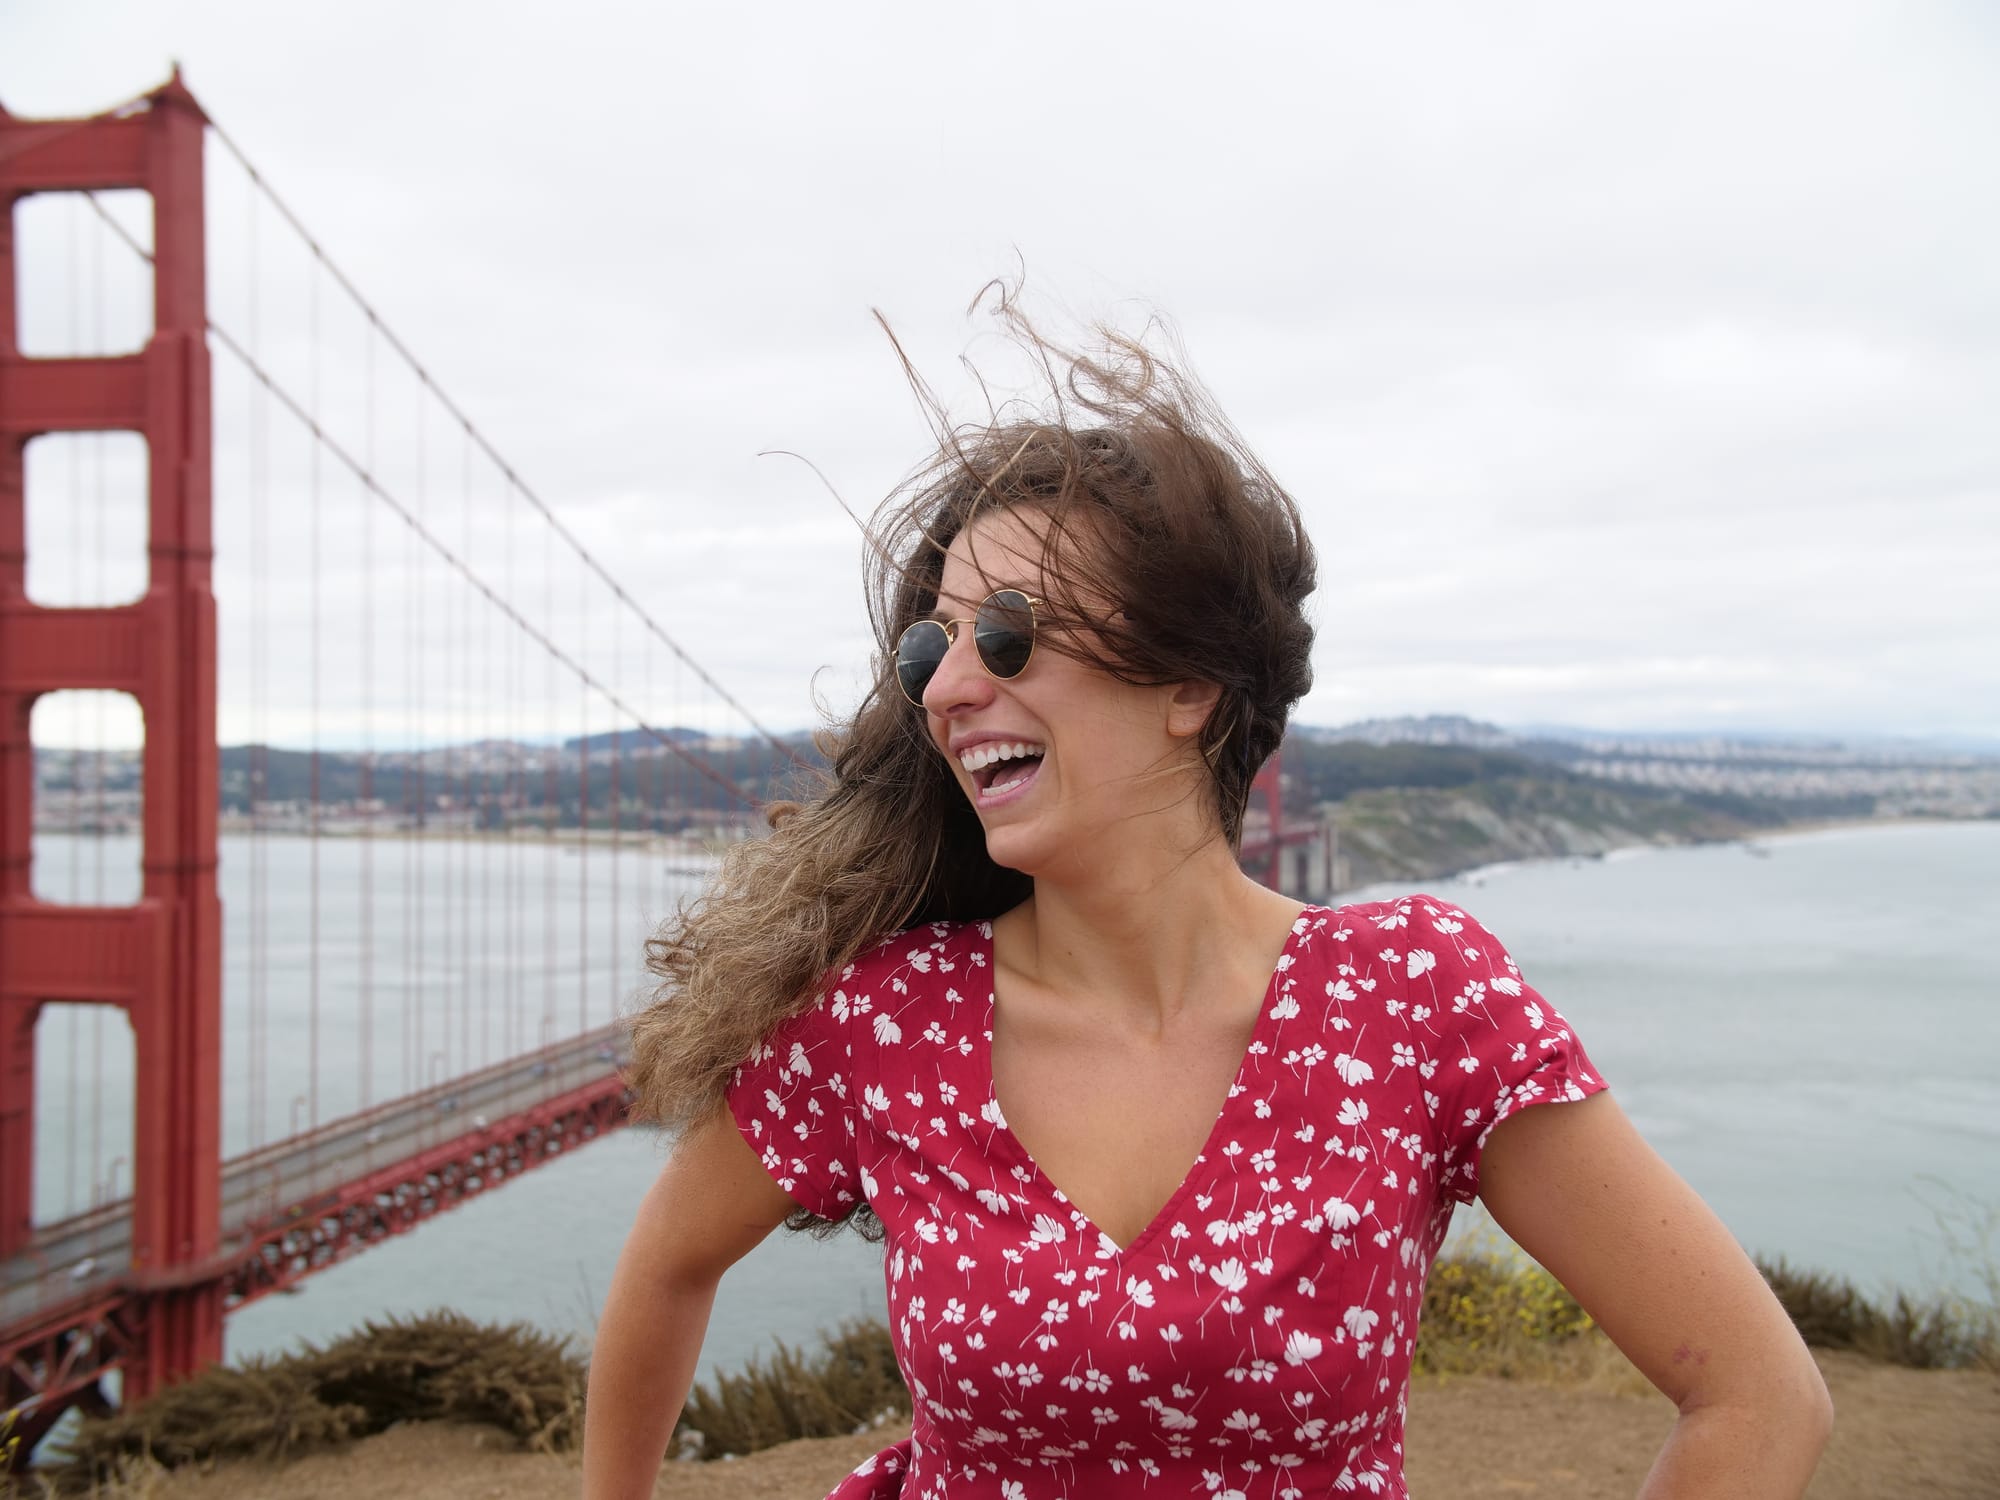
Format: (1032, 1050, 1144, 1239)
(581, 1107, 800, 1500)
(1478, 1091, 1833, 1499)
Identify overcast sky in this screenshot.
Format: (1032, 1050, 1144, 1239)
(6, 1, 1998, 750)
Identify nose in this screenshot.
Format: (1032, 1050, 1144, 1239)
(920, 623, 996, 719)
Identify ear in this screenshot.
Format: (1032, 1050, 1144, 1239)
(1164, 680, 1224, 741)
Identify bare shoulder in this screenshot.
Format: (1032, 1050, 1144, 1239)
(632, 1109, 799, 1286)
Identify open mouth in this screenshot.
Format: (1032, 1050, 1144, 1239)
(960, 741, 1046, 799)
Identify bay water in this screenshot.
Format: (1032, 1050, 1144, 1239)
(28, 820, 2000, 1379)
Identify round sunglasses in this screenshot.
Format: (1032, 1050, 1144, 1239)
(894, 589, 1044, 706)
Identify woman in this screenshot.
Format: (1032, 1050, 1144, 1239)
(582, 310, 1832, 1499)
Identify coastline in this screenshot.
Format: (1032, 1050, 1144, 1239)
(1328, 810, 1980, 903)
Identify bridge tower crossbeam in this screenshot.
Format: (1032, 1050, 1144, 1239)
(0, 72, 225, 1408)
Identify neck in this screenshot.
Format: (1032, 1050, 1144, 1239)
(1003, 832, 1300, 1033)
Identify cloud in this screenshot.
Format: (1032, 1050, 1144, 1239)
(5, 0, 1996, 746)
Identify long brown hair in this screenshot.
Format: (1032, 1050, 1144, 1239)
(626, 299, 1316, 1210)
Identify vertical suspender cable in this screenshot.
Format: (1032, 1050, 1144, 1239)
(247, 179, 268, 1154)
(412, 397, 427, 1098)
(504, 478, 518, 1064)
(467, 425, 482, 1072)
(543, 498, 556, 1075)
(577, 559, 589, 1039)
(610, 594, 622, 1033)
(308, 250, 323, 1137)
(360, 319, 376, 1115)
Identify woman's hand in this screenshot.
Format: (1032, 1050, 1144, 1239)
(580, 1106, 800, 1500)
(1478, 1092, 1833, 1498)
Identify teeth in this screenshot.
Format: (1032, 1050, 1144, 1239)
(957, 741, 1045, 773)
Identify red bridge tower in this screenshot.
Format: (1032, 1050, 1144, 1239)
(0, 74, 226, 1400)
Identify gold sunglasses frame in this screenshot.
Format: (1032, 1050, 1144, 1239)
(894, 590, 1046, 706)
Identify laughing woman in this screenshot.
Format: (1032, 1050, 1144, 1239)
(582, 309, 1832, 1499)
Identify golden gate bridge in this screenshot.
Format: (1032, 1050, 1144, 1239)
(0, 74, 1310, 1464)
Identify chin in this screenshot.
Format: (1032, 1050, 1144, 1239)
(978, 824, 1052, 881)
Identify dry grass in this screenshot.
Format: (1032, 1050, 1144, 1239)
(1757, 1258, 1998, 1371)
(674, 1320, 909, 1461)
(27, 1311, 585, 1495)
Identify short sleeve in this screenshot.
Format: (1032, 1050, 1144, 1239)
(725, 983, 862, 1220)
(1410, 895, 1607, 1203)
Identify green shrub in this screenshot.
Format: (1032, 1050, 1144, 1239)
(1414, 1247, 1599, 1378)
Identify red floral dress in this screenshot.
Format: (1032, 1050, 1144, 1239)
(727, 895, 1604, 1499)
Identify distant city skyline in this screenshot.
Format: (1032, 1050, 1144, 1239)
(6, 2, 1996, 749)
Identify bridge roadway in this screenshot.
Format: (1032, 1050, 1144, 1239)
(1, 1024, 636, 1337)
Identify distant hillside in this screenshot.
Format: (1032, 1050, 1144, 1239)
(1321, 779, 1803, 890)
(1279, 738, 1879, 890)
(1280, 740, 1559, 808)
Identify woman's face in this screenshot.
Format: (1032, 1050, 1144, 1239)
(919, 506, 1210, 877)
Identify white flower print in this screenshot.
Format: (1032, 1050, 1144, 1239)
(1333, 1052, 1374, 1086)
(873, 1013, 903, 1045)
(1405, 948, 1436, 979)
(1283, 1330, 1323, 1365)
(1322, 1197, 1360, 1230)
(1210, 1259, 1249, 1293)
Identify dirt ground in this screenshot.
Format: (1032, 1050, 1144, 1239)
(82, 1351, 2000, 1499)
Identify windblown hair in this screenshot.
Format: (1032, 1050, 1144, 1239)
(626, 296, 1316, 1230)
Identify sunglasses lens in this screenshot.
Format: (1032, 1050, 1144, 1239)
(895, 620, 950, 703)
(975, 590, 1036, 679)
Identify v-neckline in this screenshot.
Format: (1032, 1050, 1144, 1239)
(975, 911, 1311, 1260)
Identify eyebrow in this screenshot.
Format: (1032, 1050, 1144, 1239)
(922, 586, 1030, 624)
